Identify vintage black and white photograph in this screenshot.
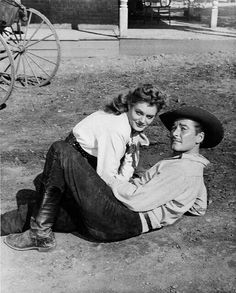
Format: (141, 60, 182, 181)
(0, 0, 235, 292)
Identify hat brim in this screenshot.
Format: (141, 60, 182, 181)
(159, 106, 224, 148)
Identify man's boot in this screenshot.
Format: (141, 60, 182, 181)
(4, 186, 62, 252)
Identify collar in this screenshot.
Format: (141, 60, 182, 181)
(131, 132, 150, 146)
(179, 153, 210, 167)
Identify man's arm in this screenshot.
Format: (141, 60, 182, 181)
(112, 163, 187, 212)
(187, 183, 207, 216)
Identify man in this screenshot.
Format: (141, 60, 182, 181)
(112, 106, 224, 231)
(2, 106, 224, 252)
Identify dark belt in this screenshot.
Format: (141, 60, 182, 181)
(143, 212, 153, 231)
(65, 132, 96, 161)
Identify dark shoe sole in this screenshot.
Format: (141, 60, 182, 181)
(3, 237, 56, 252)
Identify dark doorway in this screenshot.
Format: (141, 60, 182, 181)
(128, 0, 174, 29)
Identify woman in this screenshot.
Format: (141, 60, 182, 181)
(1, 84, 167, 240)
(64, 83, 167, 185)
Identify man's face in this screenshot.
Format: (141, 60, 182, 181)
(170, 119, 204, 154)
(127, 102, 157, 132)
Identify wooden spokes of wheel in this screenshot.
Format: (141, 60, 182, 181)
(1, 8, 61, 88)
(0, 34, 15, 108)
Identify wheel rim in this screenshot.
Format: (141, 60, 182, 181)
(0, 34, 15, 106)
(1, 8, 61, 88)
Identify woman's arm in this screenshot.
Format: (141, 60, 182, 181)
(96, 131, 128, 185)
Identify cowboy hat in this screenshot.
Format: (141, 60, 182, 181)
(159, 106, 224, 148)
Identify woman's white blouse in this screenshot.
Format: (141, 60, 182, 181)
(72, 110, 149, 185)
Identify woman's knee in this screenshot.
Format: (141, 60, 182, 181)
(46, 141, 72, 160)
(50, 140, 68, 153)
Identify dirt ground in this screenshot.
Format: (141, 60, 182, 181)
(1, 51, 236, 292)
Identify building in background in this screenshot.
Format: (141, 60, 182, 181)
(21, 0, 236, 36)
(21, 0, 119, 29)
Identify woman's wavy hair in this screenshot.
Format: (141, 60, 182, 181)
(104, 84, 167, 115)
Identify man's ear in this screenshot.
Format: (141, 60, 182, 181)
(197, 132, 205, 145)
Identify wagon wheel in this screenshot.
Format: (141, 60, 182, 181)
(0, 34, 15, 108)
(2, 8, 61, 88)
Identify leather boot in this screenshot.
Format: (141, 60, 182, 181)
(4, 186, 62, 252)
(3, 229, 56, 252)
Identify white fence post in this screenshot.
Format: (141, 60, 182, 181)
(210, 0, 218, 28)
(119, 0, 128, 38)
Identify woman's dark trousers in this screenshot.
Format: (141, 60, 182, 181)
(2, 141, 142, 242)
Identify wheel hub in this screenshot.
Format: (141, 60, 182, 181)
(17, 44, 26, 53)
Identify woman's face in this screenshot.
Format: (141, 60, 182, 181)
(127, 102, 158, 132)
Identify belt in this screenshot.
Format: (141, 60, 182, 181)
(65, 132, 95, 160)
(143, 212, 153, 231)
